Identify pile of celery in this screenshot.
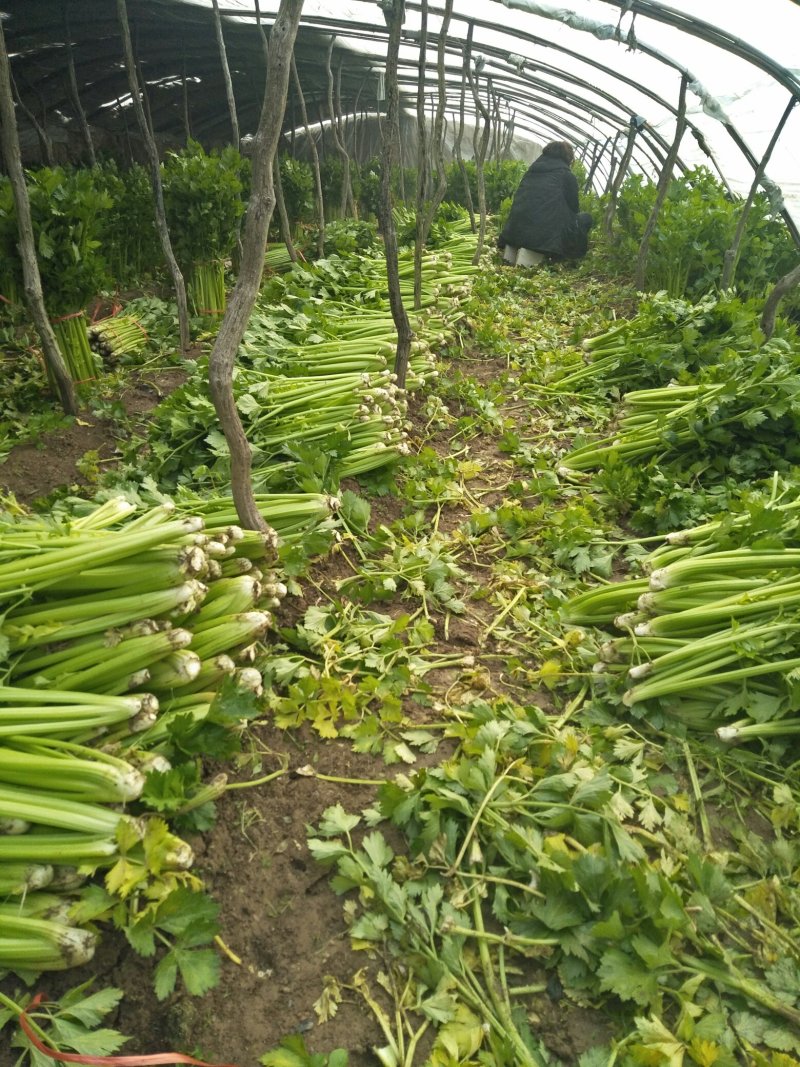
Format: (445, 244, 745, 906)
(144, 221, 478, 486)
(560, 339, 800, 475)
(0, 491, 330, 974)
(88, 315, 148, 364)
(564, 486, 800, 740)
(550, 291, 763, 394)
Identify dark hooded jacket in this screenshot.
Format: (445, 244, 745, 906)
(499, 154, 587, 258)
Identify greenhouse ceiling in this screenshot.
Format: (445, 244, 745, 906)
(2, 0, 799, 239)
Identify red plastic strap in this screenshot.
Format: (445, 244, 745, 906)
(51, 310, 85, 324)
(19, 995, 240, 1067)
(198, 308, 224, 315)
(0, 293, 12, 305)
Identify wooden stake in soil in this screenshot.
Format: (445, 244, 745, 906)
(721, 95, 797, 291)
(379, 0, 415, 389)
(207, 0, 305, 533)
(116, 0, 191, 355)
(0, 18, 77, 414)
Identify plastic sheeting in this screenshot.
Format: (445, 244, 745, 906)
(221, 0, 799, 237)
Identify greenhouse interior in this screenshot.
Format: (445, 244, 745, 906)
(1, 1, 800, 1064)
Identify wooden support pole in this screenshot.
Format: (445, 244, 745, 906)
(585, 136, 608, 192)
(761, 260, 800, 341)
(325, 38, 353, 218)
(182, 55, 191, 144)
(291, 55, 325, 257)
(467, 63, 492, 265)
(416, 0, 453, 308)
(379, 0, 414, 390)
(116, 0, 190, 354)
(208, 0, 304, 532)
(455, 25, 475, 231)
(11, 71, 53, 166)
(0, 17, 77, 414)
(603, 121, 638, 238)
(273, 152, 298, 262)
(634, 75, 688, 291)
(412, 0, 429, 310)
(64, 4, 96, 167)
(211, 0, 240, 148)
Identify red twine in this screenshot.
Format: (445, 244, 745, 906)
(19, 995, 240, 1067)
(50, 311, 86, 324)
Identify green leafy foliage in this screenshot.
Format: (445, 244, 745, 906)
(0, 166, 112, 317)
(1, 982, 129, 1067)
(445, 158, 528, 213)
(162, 140, 244, 275)
(611, 167, 797, 301)
(261, 1035, 349, 1067)
(93, 161, 162, 284)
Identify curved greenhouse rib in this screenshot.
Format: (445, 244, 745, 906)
(296, 14, 680, 180)
(483, 0, 800, 241)
(593, 0, 800, 100)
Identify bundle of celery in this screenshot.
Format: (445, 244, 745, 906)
(88, 314, 148, 364)
(0, 497, 280, 708)
(551, 291, 776, 394)
(150, 365, 413, 483)
(0, 686, 194, 973)
(172, 490, 338, 547)
(0, 494, 307, 975)
(125, 220, 479, 488)
(560, 339, 800, 476)
(564, 486, 800, 740)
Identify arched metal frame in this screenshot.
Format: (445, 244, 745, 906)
(2, 0, 797, 242)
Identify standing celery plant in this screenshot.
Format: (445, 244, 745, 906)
(4, 167, 113, 384)
(162, 141, 244, 321)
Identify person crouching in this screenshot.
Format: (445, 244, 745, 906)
(499, 140, 594, 267)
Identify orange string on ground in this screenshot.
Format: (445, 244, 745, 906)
(19, 995, 240, 1067)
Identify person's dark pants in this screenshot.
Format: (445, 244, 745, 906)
(559, 212, 594, 260)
